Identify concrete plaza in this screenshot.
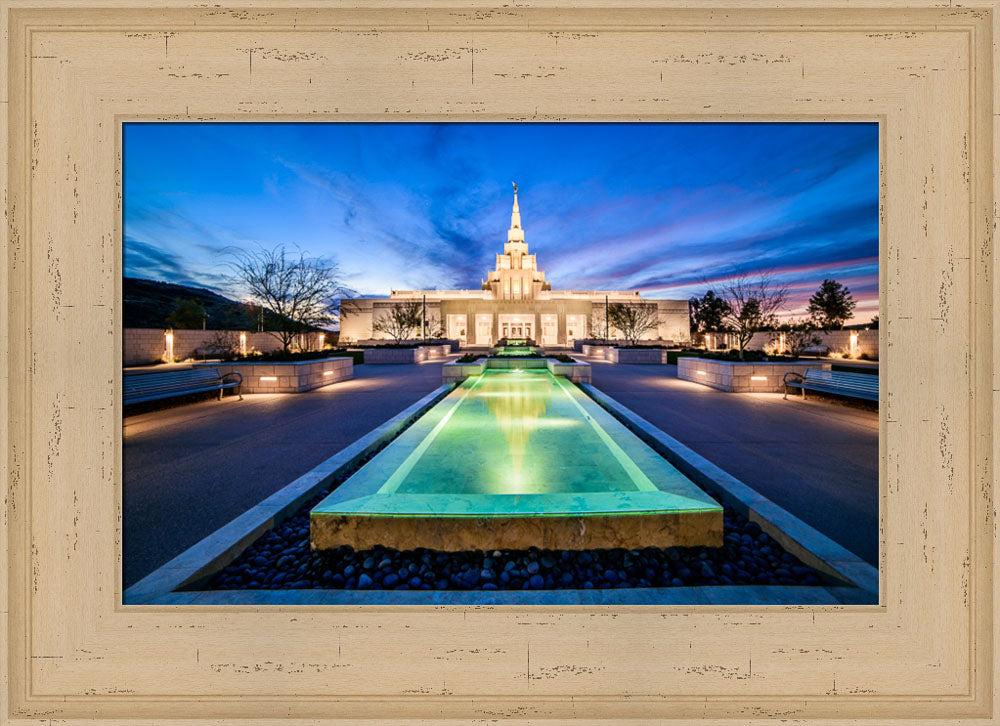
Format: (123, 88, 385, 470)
(586, 359, 878, 567)
(123, 356, 878, 588)
(123, 359, 448, 587)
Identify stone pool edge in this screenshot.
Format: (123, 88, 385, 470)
(579, 383, 878, 604)
(124, 383, 457, 605)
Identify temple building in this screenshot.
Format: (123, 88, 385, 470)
(339, 186, 691, 347)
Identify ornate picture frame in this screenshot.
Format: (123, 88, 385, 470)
(2, 2, 997, 722)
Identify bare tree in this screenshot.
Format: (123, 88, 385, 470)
(372, 300, 423, 343)
(770, 318, 821, 358)
(606, 302, 660, 346)
(718, 271, 788, 359)
(226, 245, 353, 354)
(590, 308, 609, 342)
(422, 314, 444, 340)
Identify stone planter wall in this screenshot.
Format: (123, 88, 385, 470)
(354, 338, 460, 352)
(677, 358, 832, 393)
(547, 359, 592, 384)
(195, 357, 353, 394)
(607, 348, 669, 364)
(363, 347, 428, 364)
(486, 357, 549, 370)
(421, 344, 451, 359)
(442, 359, 487, 382)
(581, 344, 611, 359)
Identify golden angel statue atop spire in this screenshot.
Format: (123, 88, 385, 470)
(512, 181, 518, 194)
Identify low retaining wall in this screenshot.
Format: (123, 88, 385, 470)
(607, 348, 669, 364)
(124, 328, 330, 366)
(677, 358, 832, 393)
(547, 359, 592, 384)
(486, 357, 548, 370)
(354, 338, 461, 352)
(442, 359, 487, 382)
(442, 357, 592, 384)
(421, 344, 451, 359)
(195, 357, 353, 394)
(581, 344, 611, 359)
(748, 328, 879, 359)
(363, 347, 428, 364)
(363, 344, 453, 364)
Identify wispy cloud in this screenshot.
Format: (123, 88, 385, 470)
(124, 122, 879, 323)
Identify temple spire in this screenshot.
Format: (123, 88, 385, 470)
(510, 181, 522, 232)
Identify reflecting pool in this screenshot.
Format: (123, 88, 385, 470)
(310, 370, 722, 550)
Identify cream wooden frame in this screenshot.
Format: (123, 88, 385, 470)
(2, 1, 997, 723)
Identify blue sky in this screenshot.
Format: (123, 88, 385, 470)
(123, 122, 879, 323)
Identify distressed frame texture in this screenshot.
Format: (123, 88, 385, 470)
(2, 1, 998, 723)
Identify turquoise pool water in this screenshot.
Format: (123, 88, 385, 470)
(311, 370, 721, 519)
(492, 345, 540, 357)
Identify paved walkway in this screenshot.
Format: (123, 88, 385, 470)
(124, 355, 878, 588)
(123, 359, 450, 587)
(587, 359, 878, 566)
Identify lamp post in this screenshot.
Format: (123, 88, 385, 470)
(605, 295, 609, 342)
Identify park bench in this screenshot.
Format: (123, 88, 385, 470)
(124, 367, 243, 406)
(783, 368, 878, 402)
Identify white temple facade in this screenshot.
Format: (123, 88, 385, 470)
(339, 187, 691, 347)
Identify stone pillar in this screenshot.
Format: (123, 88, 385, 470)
(557, 305, 568, 346)
(534, 311, 542, 344)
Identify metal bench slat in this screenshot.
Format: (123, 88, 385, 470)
(785, 367, 878, 402)
(124, 367, 241, 405)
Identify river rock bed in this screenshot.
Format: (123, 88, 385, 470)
(203, 487, 830, 591)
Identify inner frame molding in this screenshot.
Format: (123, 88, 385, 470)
(2, 2, 997, 722)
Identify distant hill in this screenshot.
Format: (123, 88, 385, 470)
(124, 277, 264, 330)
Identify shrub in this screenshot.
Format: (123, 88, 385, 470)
(666, 350, 701, 365)
(227, 349, 354, 363)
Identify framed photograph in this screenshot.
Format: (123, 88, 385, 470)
(3, 2, 997, 723)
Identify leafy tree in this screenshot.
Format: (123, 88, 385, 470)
(606, 302, 660, 346)
(869, 314, 879, 329)
(807, 278, 857, 330)
(689, 290, 731, 334)
(226, 245, 352, 353)
(718, 272, 788, 359)
(165, 298, 206, 329)
(372, 300, 423, 343)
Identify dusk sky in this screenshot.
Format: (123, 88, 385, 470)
(123, 122, 879, 324)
